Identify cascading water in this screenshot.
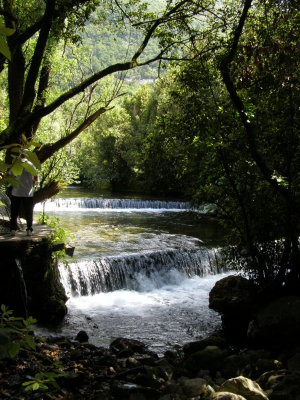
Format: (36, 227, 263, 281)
(15, 258, 28, 318)
(35, 190, 228, 354)
(35, 197, 192, 211)
(60, 247, 222, 296)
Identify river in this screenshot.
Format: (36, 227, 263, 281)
(35, 187, 229, 355)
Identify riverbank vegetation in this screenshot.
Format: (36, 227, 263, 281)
(74, 0, 299, 292)
(0, 0, 299, 309)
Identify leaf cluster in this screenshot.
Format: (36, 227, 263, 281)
(22, 370, 65, 392)
(0, 136, 41, 187)
(0, 304, 36, 360)
(39, 213, 74, 258)
(0, 304, 66, 394)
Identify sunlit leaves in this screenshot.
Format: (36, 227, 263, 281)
(271, 172, 288, 188)
(0, 24, 15, 61)
(0, 136, 41, 186)
(22, 150, 41, 171)
(0, 160, 8, 172)
(10, 156, 39, 177)
(10, 159, 23, 176)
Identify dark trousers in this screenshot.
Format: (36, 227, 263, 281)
(10, 195, 34, 231)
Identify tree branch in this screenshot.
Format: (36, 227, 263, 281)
(0, 54, 5, 73)
(33, 180, 61, 205)
(36, 106, 108, 162)
(219, 0, 293, 205)
(0, 48, 163, 146)
(130, 0, 191, 62)
(20, 0, 55, 112)
(0, 0, 195, 147)
(31, 62, 51, 136)
(17, 19, 44, 45)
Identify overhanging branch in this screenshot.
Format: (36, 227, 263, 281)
(36, 106, 108, 162)
(0, 0, 198, 147)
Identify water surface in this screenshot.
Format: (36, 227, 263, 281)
(35, 188, 228, 353)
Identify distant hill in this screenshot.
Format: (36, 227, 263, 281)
(81, 0, 166, 81)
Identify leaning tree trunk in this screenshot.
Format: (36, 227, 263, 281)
(33, 181, 61, 206)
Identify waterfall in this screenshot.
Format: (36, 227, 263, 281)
(35, 197, 191, 211)
(59, 247, 222, 297)
(15, 258, 28, 318)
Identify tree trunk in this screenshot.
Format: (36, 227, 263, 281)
(33, 181, 61, 205)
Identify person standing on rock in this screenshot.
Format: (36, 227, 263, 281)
(9, 161, 38, 236)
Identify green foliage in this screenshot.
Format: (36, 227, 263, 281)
(75, 0, 299, 290)
(39, 148, 80, 191)
(75, 80, 192, 195)
(22, 370, 64, 392)
(0, 136, 41, 187)
(0, 305, 65, 393)
(74, 105, 135, 191)
(0, 0, 177, 204)
(39, 213, 74, 258)
(82, 19, 160, 80)
(145, 0, 299, 288)
(0, 304, 36, 360)
(166, 44, 299, 287)
(0, 23, 15, 60)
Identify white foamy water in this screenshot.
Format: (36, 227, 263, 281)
(35, 197, 192, 212)
(42, 273, 229, 354)
(35, 197, 214, 214)
(59, 247, 222, 296)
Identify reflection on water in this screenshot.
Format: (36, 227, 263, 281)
(35, 209, 225, 258)
(35, 188, 228, 353)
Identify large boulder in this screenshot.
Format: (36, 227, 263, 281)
(258, 369, 300, 400)
(109, 337, 158, 361)
(219, 376, 269, 400)
(183, 336, 228, 356)
(179, 377, 209, 397)
(247, 296, 300, 348)
(209, 275, 258, 343)
(209, 275, 257, 313)
(221, 350, 279, 380)
(184, 345, 228, 374)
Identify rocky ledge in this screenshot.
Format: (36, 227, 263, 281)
(0, 332, 300, 400)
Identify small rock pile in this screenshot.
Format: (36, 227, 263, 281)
(0, 333, 300, 400)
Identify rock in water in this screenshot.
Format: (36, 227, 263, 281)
(75, 330, 89, 343)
